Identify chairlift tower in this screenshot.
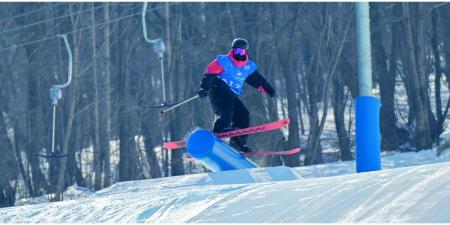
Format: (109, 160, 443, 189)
(142, 2, 168, 107)
(46, 34, 72, 158)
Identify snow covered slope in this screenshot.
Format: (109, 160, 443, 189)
(1, 159, 450, 223)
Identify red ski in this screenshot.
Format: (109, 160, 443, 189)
(185, 147, 302, 161)
(241, 147, 302, 157)
(163, 118, 290, 150)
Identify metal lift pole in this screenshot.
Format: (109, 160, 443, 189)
(48, 34, 72, 156)
(142, 2, 167, 105)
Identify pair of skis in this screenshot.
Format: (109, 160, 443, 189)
(163, 118, 302, 157)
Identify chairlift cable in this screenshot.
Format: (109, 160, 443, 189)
(0, 3, 65, 24)
(0, 3, 135, 35)
(0, 3, 175, 53)
(0, 4, 106, 36)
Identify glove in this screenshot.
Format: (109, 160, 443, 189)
(268, 90, 276, 98)
(198, 88, 209, 98)
(266, 86, 276, 98)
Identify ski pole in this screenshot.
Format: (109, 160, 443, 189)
(160, 94, 200, 114)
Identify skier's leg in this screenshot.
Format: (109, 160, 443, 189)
(210, 90, 234, 133)
(230, 98, 252, 151)
(231, 98, 250, 130)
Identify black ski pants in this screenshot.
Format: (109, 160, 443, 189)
(209, 86, 250, 146)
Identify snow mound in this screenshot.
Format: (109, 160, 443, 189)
(440, 130, 450, 140)
(93, 166, 300, 197)
(14, 185, 93, 207)
(208, 166, 302, 185)
(1, 163, 450, 223)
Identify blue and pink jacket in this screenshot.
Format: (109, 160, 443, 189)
(202, 51, 274, 96)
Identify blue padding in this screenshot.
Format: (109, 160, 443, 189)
(355, 96, 381, 173)
(187, 128, 258, 172)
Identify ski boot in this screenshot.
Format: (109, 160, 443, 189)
(220, 126, 237, 132)
(239, 144, 254, 153)
(229, 137, 254, 153)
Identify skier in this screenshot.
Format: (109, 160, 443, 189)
(197, 38, 276, 152)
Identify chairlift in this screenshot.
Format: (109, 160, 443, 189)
(142, 2, 176, 108)
(38, 34, 72, 158)
(142, 3, 202, 113)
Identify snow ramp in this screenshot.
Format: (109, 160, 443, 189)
(1, 163, 450, 223)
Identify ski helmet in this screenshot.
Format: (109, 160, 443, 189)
(231, 38, 249, 49)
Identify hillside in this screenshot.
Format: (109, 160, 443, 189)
(1, 149, 450, 223)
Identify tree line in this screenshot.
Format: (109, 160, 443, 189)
(1, 2, 449, 207)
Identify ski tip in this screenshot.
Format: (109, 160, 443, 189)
(163, 140, 186, 150)
(241, 147, 302, 157)
(163, 143, 176, 149)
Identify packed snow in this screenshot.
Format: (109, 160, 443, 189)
(1, 148, 450, 223)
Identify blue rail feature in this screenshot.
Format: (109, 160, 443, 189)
(186, 129, 257, 172)
(355, 96, 381, 173)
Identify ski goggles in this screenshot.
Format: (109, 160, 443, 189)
(233, 48, 246, 56)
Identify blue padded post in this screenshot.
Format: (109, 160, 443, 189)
(187, 129, 258, 172)
(355, 96, 381, 173)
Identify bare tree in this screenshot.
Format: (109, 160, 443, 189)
(0, 110, 18, 207)
(402, 2, 433, 150)
(102, 2, 112, 188)
(371, 3, 409, 151)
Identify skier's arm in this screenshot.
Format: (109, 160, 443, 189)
(200, 73, 215, 89)
(245, 70, 276, 97)
(198, 59, 223, 97)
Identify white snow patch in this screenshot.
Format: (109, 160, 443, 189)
(14, 185, 93, 207)
(440, 130, 450, 140)
(2, 150, 450, 223)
